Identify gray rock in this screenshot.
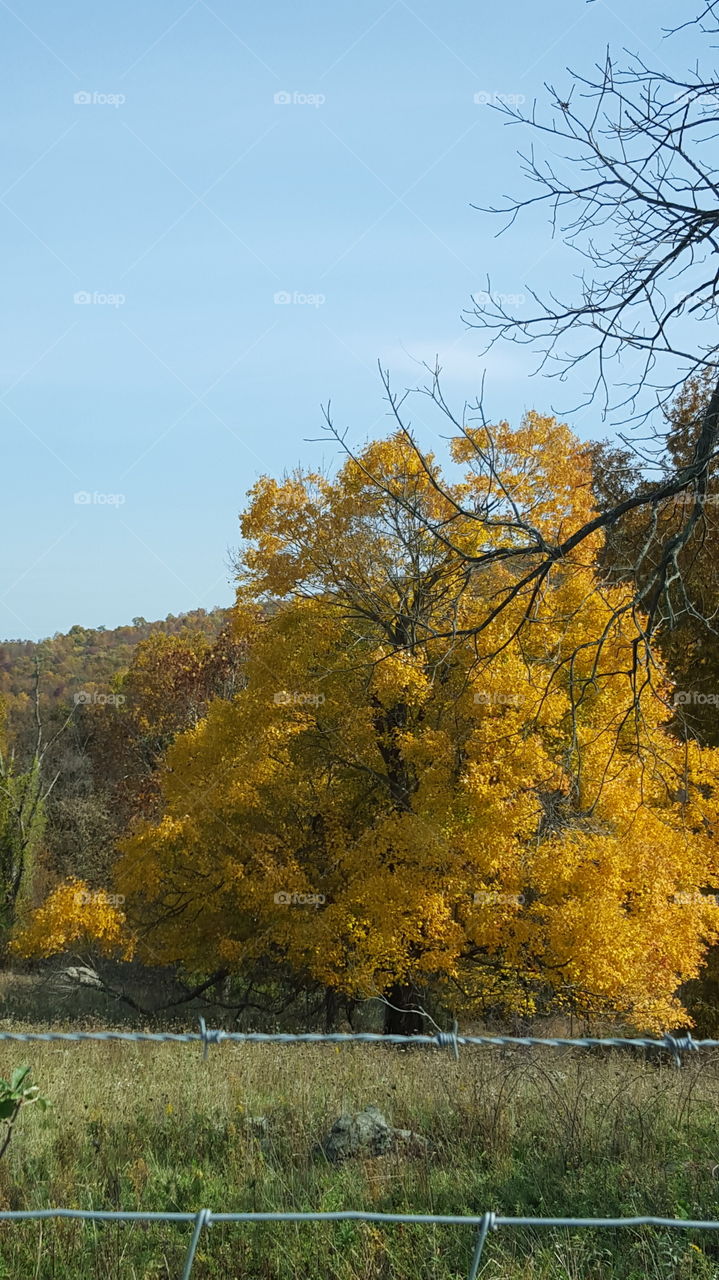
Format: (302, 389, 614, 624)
(57, 965, 103, 989)
(245, 1115, 269, 1138)
(318, 1106, 429, 1162)
(320, 1106, 393, 1162)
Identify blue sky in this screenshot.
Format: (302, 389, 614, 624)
(0, 0, 692, 639)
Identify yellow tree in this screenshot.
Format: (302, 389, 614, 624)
(15, 414, 719, 1030)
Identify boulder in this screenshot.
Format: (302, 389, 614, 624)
(318, 1106, 429, 1162)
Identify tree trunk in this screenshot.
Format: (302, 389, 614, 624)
(383, 982, 425, 1035)
(212, 973, 231, 1003)
(324, 986, 340, 1031)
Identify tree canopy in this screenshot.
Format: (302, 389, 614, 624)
(15, 414, 719, 1030)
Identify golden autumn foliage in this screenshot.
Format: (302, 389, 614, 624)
(11, 877, 134, 961)
(14, 413, 719, 1029)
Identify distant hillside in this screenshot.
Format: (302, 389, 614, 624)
(0, 606, 243, 894)
(0, 608, 231, 714)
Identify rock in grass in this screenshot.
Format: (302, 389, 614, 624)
(318, 1106, 429, 1162)
(244, 1115, 269, 1142)
(320, 1106, 393, 1161)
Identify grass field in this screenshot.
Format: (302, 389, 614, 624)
(0, 1022, 718, 1278)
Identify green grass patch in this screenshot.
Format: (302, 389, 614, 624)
(0, 1027, 717, 1276)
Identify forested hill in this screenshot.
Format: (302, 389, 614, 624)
(0, 608, 230, 713)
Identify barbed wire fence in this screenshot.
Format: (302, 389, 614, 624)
(1, 1020, 719, 1278)
(0, 1018, 715, 1063)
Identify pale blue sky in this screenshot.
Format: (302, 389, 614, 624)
(0, 0, 693, 639)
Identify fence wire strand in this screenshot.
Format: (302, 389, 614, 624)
(0, 1018, 713, 1064)
(1, 1021, 717, 1277)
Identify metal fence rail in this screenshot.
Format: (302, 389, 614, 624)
(0, 1021, 717, 1276)
(1, 1206, 719, 1280)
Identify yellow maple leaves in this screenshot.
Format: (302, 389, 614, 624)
(10, 878, 134, 961)
(13, 413, 719, 1030)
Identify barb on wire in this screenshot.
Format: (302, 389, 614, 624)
(662, 1032, 699, 1067)
(198, 1017, 225, 1060)
(434, 1021, 460, 1060)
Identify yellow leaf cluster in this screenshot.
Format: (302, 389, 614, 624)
(11, 878, 134, 961)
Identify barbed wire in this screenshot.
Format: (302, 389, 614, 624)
(0, 1021, 717, 1274)
(1, 1206, 718, 1280)
(0, 1018, 714, 1066)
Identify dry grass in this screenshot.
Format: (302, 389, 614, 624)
(0, 1020, 717, 1276)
